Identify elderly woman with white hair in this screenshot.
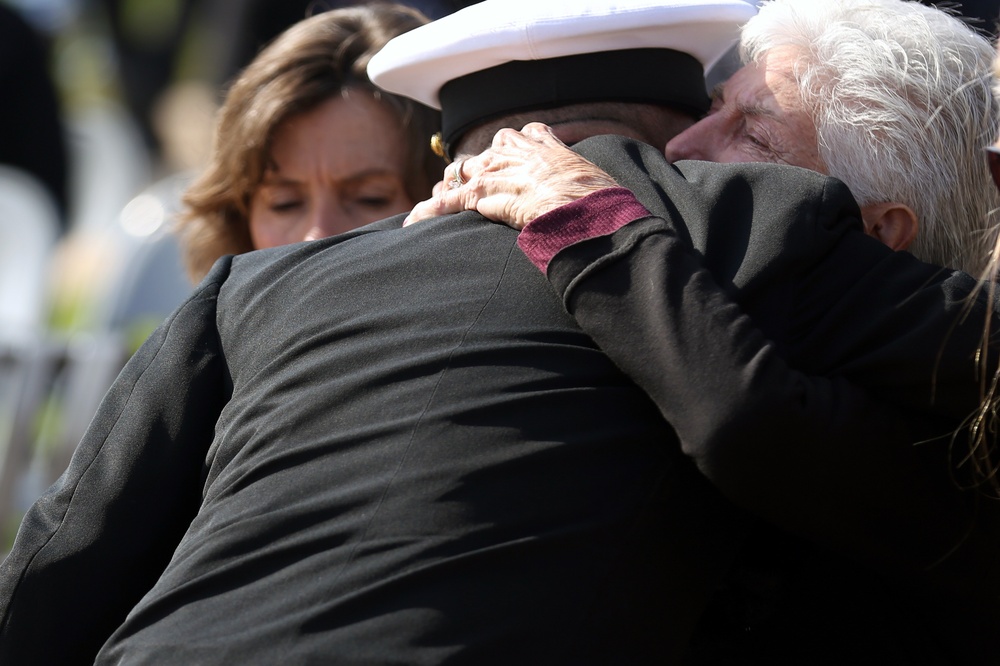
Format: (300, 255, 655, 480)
(665, 0, 1000, 274)
(407, 0, 1000, 662)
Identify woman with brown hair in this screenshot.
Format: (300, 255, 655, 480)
(177, 2, 441, 282)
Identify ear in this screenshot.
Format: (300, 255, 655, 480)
(859, 201, 918, 251)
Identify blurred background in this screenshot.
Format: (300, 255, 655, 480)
(0, 0, 471, 551)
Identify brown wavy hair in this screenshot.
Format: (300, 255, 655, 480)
(177, 2, 441, 282)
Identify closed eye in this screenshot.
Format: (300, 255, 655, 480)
(269, 199, 302, 213)
(357, 197, 392, 207)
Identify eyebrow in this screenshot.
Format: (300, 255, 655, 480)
(713, 83, 780, 120)
(737, 99, 779, 120)
(258, 168, 402, 187)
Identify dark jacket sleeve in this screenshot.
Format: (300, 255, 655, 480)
(524, 137, 991, 576)
(0, 258, 233, 665)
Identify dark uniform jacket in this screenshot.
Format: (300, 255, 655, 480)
(0, 136, 994, 664)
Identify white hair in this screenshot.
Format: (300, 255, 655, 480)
(740, 0, 1000, 274)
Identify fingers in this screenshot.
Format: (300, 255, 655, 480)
(491, 123, 565, 150)
(520, 122, 551, 134)
(488, 124, 570, 168)
(404, 134, 548, 230)
(403, 187, 471, 226)
(491, 127, 520, 149)
(403, 197, 446, 226)
(520, 122, 564, 145)
(446, 158, 467, 190)
(444, 153, 486, 190)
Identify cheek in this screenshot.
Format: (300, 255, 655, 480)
(664, 117, 728, 162)
(381, 192, 418, 219)
(247, 215, 277, 250)
(352, 191, 417, 228)
(248, 204, 298, 250)
(718, 150, 763, 165)
(797, 134, 826, 173)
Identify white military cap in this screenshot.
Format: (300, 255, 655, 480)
(369, 0, 757, 154)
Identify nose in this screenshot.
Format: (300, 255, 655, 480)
(301, 198, 350, 242)
(663, 114, 720, 163)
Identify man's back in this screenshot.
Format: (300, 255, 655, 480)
(1, 213, 744, 664)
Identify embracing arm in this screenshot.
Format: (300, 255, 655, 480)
(0, 258, 233, 665)
(538, 201, 1000, 664)
(409, 126, 994, 576)
(519, 177, 993, 577)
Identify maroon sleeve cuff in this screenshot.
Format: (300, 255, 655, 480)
(516, 188, 651, 273)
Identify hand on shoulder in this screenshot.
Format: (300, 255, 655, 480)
(404, 123, 618, 230)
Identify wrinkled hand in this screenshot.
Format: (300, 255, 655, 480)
(404, 122, 618, 230)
